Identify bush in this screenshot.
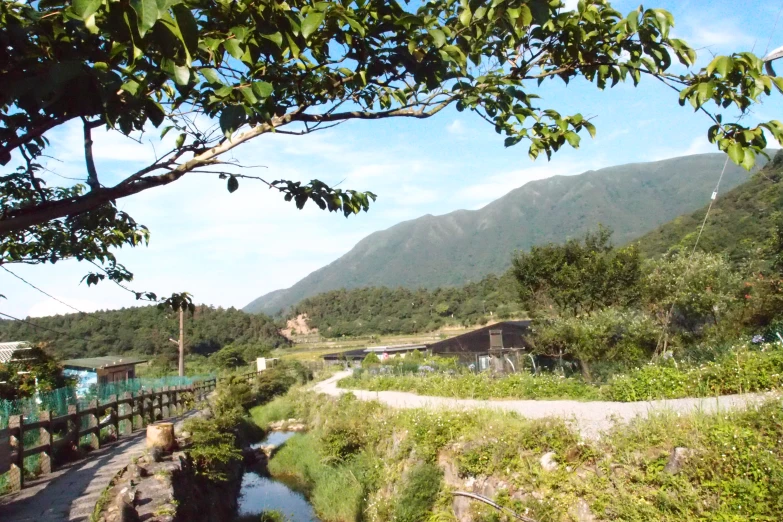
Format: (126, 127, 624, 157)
(184, 416, 242, 482)
(393, 463, 443, 522)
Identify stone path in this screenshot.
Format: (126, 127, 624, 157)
(0, 431, 147, 521)
(315, 371, 780, 438)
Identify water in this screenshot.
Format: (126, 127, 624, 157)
(238, 431, 319, 521)
(251, 430, 297, 449)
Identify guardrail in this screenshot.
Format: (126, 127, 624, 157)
(0, 377, 217, 493)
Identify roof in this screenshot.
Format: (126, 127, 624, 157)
(322, 348, 368, 361)
(428, 320, 532, 355)
(61, 356, 149, 370)
(363, 344, 427, 353)
(0, 341, 31, 363)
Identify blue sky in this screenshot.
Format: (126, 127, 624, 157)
(3, 0, 783, 318)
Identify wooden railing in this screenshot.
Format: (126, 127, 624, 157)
(0, 377, 217, 493)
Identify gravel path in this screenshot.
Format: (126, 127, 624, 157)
(314, 371, 780, 438)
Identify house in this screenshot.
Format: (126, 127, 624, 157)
(427, 320, 532, 373)
(322, 344, 428, 364)
(62, 356, 148, 395)
(0, 341, 32, 364)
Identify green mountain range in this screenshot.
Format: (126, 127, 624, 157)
(636, 150, 783, 263)
(244, 153, 763, 315)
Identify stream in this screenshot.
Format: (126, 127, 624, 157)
(237, 431, 320, 521)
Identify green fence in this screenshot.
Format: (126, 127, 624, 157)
(0, 374, 214, 430)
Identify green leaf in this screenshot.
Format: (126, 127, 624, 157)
(428, 29, 446, 48)
(251, 81, 274, 98)
(175, 133, 186, 148)
(130, 0, 160, 37)
(200, 68, 221, 84)
(72, 0, 102, 20)
(565, 131, 580, 148)
(227, 175, 239, 193)
(172, 5, 199, 56)
(727, 141, 745, 165)
(171, 64, 190, 85)
(459, 6, 472, 26)
(301, 10, 325, 39)
(518, 4, 532, 27)
(224, 39, 243, 60)
(262, 32, 283, 47)
(220, 106, 246, 137)
(584, 121, 597, 138)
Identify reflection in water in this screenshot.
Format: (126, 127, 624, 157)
(237, 472, 319, 521)
(239, 431, 319, 521)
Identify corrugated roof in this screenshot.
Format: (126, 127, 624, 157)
(61, 356, 149, 370)
(364, 344, 427, 353)
(0, 341, 31, 363)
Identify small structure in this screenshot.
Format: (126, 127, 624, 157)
(428, 320, 531, 373)
(62, 356, 148, 395)
(322, 343, 428, 364)
(0, 341, 32, 364)
(256, 357, 279, 371)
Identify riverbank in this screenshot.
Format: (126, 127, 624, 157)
(252, 387, 783, 521)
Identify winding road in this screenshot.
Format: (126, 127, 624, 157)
(314, 371, 780, 438)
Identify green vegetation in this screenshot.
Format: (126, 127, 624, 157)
(246, 153, 761, 316)
(341, 343, 783, 402)
(290, 272, 523, 337)
(0, 305, 288, 368)
(253, 388, 783, 521)
(0, 346, 73, 401)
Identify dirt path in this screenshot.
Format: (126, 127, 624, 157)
(314, 371, 779, 438)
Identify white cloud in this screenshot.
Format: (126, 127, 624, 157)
(447, 120, 466, 135)
(648, 135, 715, 162)
(562, 0, 579, 11)
(27, 297, 108, 318)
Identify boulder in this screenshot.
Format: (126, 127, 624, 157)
(540, 452, 558, 472)
(568, 498, 596, 522)
(663, 447, 693, 475)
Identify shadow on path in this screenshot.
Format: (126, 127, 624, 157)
(0, 431, 147, 522)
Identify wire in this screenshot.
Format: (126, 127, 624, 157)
(0, 311, 74, 337)
(1, 266, 93, 318)
(690, 156, 730, 256)
(765, 2, 783, 56)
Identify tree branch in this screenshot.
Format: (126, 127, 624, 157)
(82, 117, 100, 191)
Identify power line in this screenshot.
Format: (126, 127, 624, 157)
(0, 311, 75, 337)
(2, 266, 88, 316)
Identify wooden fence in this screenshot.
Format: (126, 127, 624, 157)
(0, 377, 217, 493)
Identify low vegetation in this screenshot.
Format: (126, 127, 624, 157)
(340, 343, 783, 402)
(252, 387, 783, 521)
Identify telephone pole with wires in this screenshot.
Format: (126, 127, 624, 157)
(168, 308, 185, 377)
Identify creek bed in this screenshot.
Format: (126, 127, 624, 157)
(238, 431, 319, 521)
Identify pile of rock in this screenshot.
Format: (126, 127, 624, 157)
(268, 418, 307, 431)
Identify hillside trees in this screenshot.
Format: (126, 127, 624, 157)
(0, 305, 288, 360)
(2, 0, 782, 304)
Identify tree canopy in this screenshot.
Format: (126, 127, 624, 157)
(2, 0, 782, 303)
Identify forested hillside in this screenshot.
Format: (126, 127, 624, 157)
(0, 305, 288, 361)
(246, 153, 760, 315)
(636, 150, 783, 264)
(292, 271, 523, 337)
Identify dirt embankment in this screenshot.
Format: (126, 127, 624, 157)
(281, 313, 318, 339)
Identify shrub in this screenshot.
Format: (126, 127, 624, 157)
(184, 417, 242, 482)
(393, 463, 443, 522)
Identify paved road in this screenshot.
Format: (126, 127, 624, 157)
(315, 371, 780, 438)
(0, 431, 147, 522)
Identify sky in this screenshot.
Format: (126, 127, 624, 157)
(3, 0, 783, 319)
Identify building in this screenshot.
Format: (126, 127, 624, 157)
(427, 320, 532, 373)
(322, 344, 428, 364)
(0, 341, 32, 364)
(62, 356, 149, 395)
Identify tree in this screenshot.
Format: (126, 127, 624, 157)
(209, 344, 247, 369)
(512, 227, 642, 315)
(0, 345, 73, 400)
(2, 0, 782, 300)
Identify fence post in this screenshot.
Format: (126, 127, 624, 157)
(67, 404, 78, 451)
(162, 386, 170, 419)
(133, 392, 142, 430)
(120, 392, 132, 436)
(38, 410, 52, 475)
(173, 386, 180, 416)
(88, 399, 100, 450)
(153, 391, 161, 422)
(8, 414, 23, 492)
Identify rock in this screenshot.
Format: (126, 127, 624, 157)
(568, 498, 596, 522)
(664, 447, 693, 474)
(540, 452, 558, 472)
(149, 446, 164, 463)
(113, 487, 138, 522)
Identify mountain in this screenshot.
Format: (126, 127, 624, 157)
(244, 153, 764, 315)
(636, 150, 783, 263)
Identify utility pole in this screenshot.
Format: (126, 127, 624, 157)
(178, 307, 185, 377)
(168, 307, 185, 377)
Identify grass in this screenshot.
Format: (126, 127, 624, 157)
(250, 387, 783, 521)
(338, 344, 783, 402)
